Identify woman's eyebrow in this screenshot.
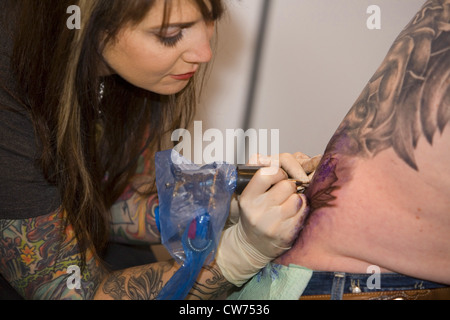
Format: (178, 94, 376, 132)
(148, 19, 199, 32)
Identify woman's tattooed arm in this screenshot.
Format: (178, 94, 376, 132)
(110, 191, 161, 246)
(0, 209, 105, 299)
(96, 262, 233, 300)
(98, 261, 174, 300)
(1, 209, 234, 300)
(186, 264, 234, 300)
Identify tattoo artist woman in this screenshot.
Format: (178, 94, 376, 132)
(0, 0, 315, 300)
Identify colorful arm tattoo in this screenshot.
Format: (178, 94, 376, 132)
(0, 209, 104, 299)
(1, 209, 232, 300)
(108, 134, 162, 245)
(110, 190, 161, 245)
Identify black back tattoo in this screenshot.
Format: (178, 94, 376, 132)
(306, 0, 450, 212)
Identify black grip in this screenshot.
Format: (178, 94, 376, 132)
(235, 165, 262, 195)
(235, 165, 308, 195)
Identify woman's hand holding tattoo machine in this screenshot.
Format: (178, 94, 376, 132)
(216, 153, 321, 287)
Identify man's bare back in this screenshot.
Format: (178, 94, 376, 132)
(277, 0, 450, 285)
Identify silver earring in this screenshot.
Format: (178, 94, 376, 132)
(98, 81, 105, 101)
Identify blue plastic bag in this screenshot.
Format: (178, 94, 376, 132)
(154, 150, 237, 299)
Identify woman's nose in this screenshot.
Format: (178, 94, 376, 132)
(183, 21, 214, 64)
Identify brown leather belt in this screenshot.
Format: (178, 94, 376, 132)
(300, 287, 450, 300)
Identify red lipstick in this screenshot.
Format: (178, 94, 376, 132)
(171, 72, 196, 81)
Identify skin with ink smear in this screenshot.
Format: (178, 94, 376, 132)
(277, 0, 450, 285)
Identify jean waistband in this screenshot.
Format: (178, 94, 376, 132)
(302, 271, 446, 300)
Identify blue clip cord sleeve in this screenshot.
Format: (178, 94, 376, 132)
(156, 212, 213, 300)
(154, 206, 161, 233)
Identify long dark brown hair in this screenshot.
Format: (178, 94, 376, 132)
(8, 0, 224, 265)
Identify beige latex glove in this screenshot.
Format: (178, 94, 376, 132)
(217, 153, 320, 287)
(251, 152, 322, 184)
(226, 152, 321, 226)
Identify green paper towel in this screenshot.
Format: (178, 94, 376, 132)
(228, 263, 312, 300)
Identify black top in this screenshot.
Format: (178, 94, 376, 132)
(0, 1, 60, 299)
(0, 0, 61, 221)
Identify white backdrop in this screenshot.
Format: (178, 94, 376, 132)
(194, 0, 425, 160)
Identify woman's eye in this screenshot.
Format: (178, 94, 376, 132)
(158, 32, 183, 47)
(157, 28, 184, 47)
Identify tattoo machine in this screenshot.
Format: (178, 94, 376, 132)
(154, 151, 308, 299)
(235, 165, 309, 195)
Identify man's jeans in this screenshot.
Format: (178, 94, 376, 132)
(302, 272, 446, 300)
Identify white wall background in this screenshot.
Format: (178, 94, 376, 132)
(195, 0, 264, 131)
(194, 0, 426, 161)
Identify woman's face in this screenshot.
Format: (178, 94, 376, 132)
(102, 0, 215, 95)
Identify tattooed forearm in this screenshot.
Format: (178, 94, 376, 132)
(186, 264, 234, 300)
(2, 208, 230, 300)
(98, 261, 233, 300)
(100, 262, 174, 300)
